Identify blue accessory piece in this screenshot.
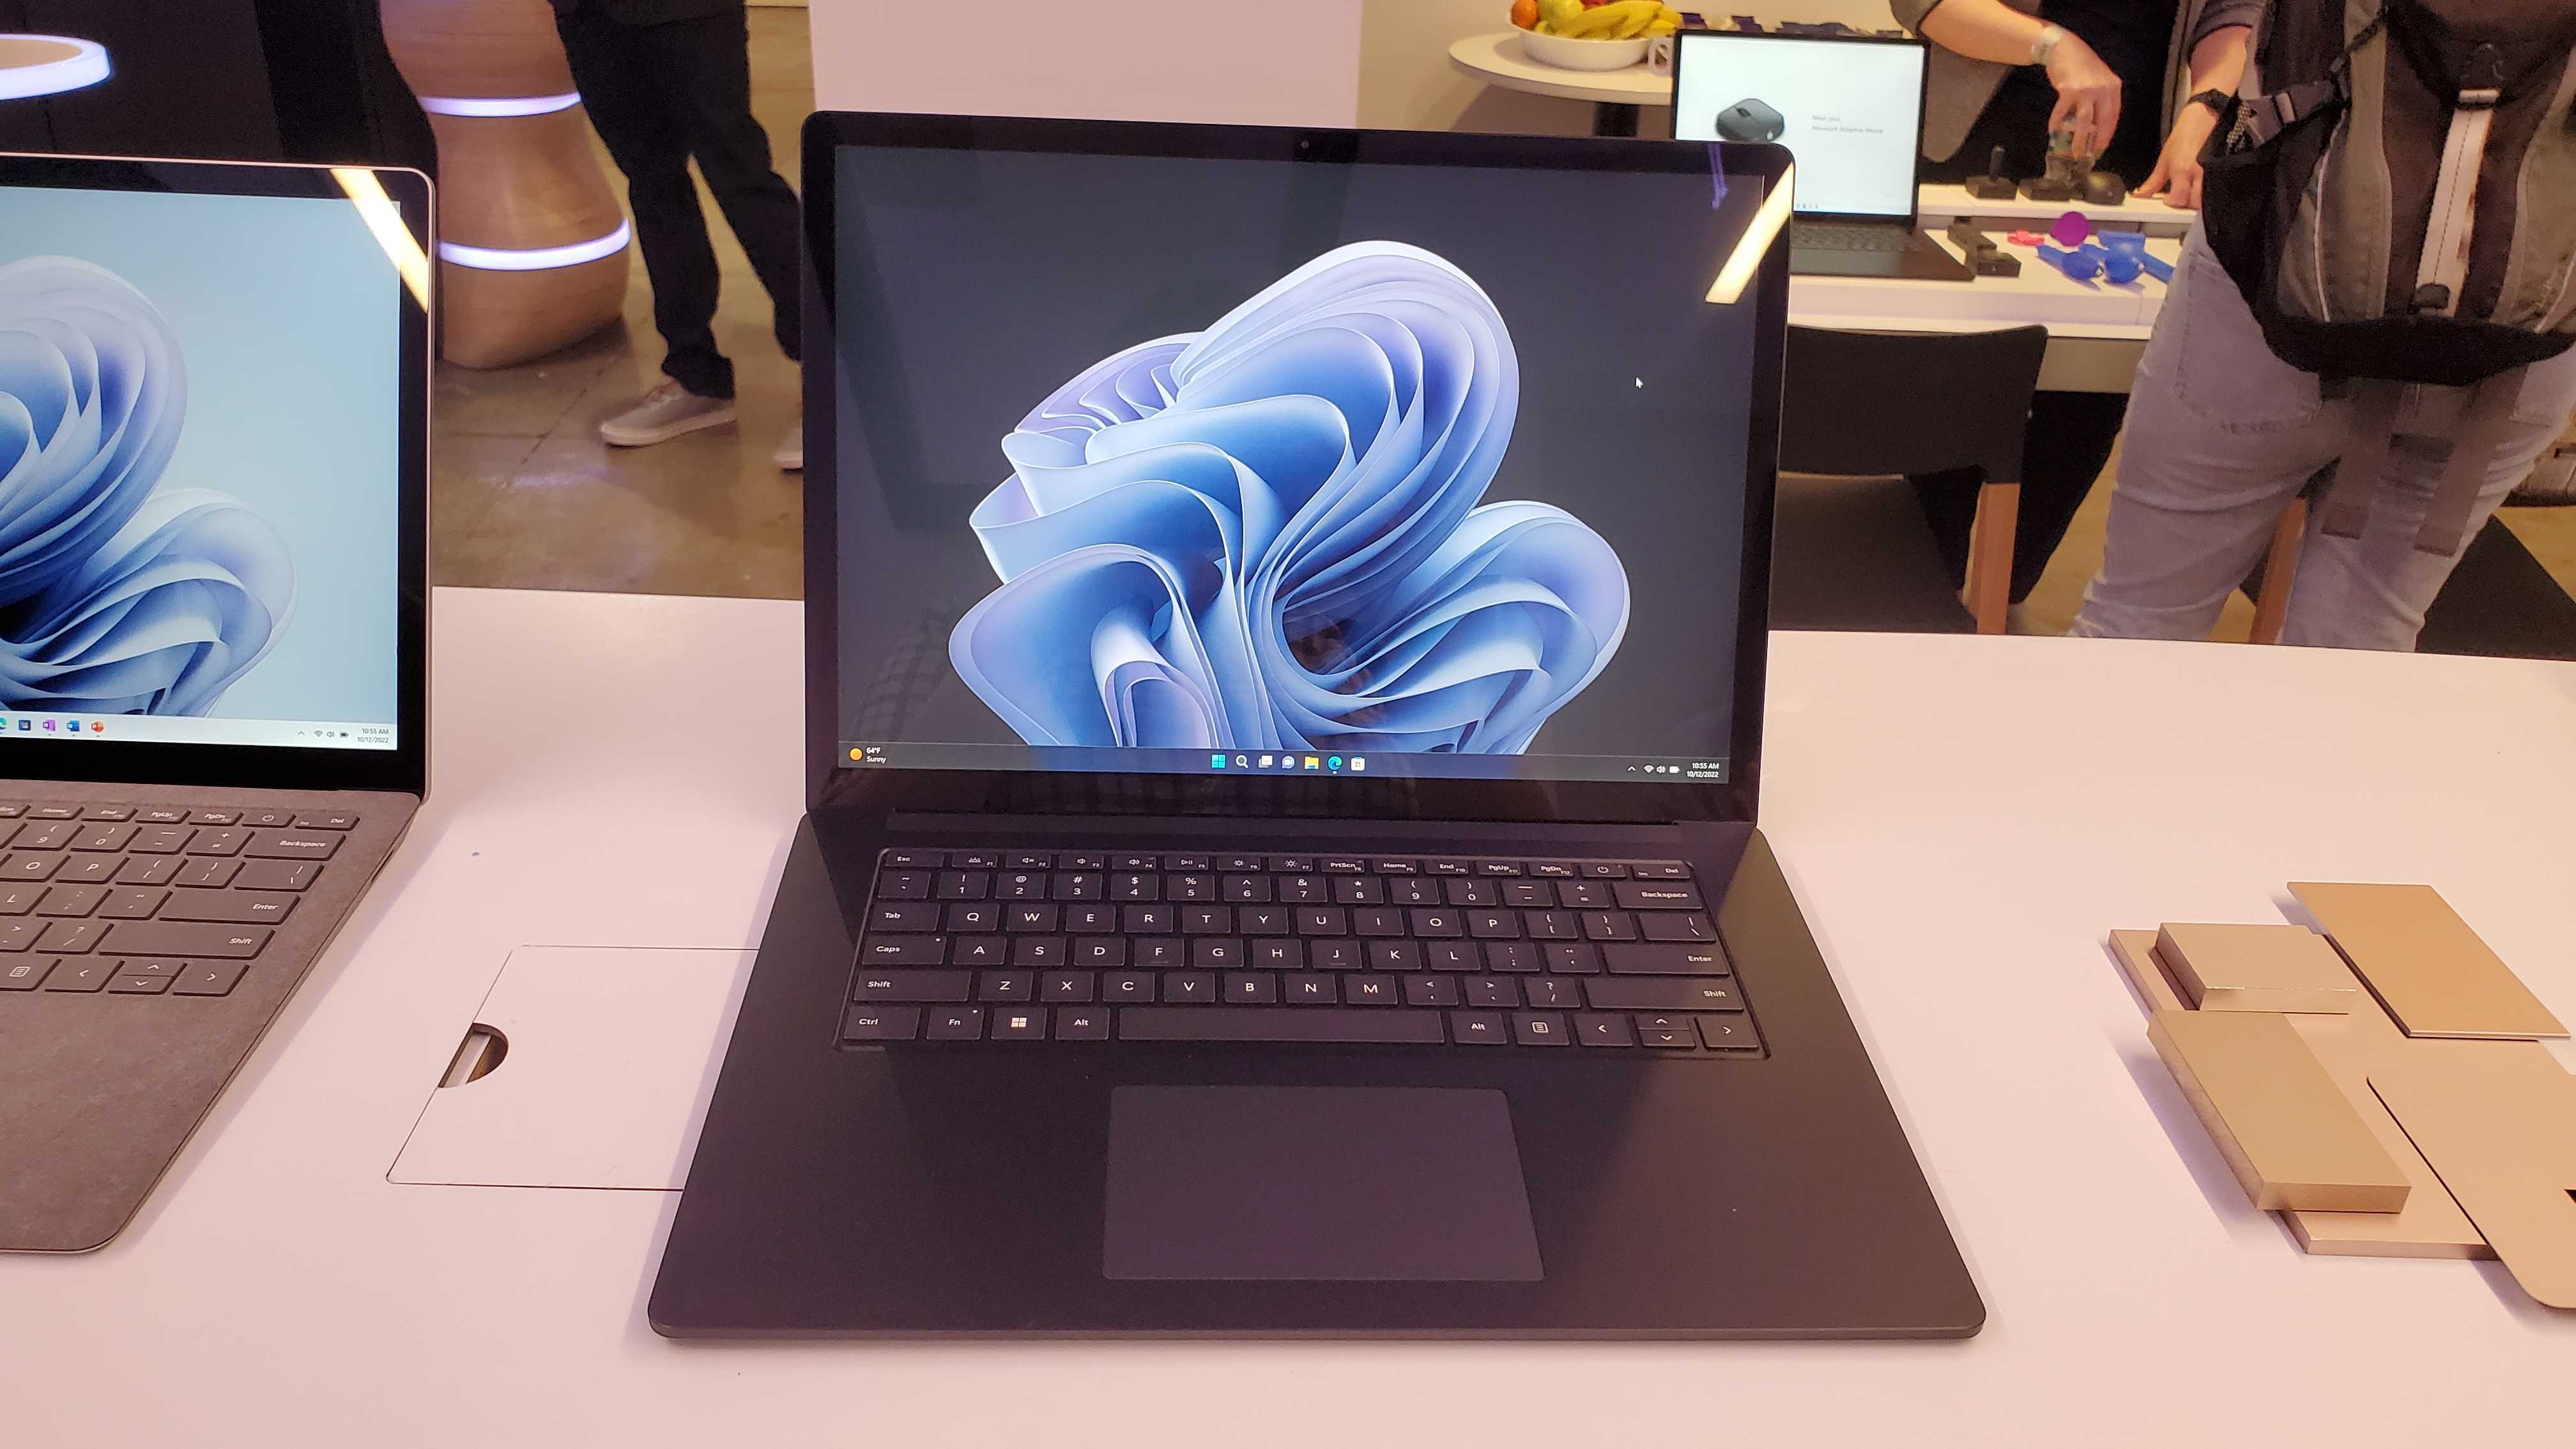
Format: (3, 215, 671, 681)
(949, 243, 1631, 755)
(2037, 243, 2103, 280)
(0, 259, 295, 714)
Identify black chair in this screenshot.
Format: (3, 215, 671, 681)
(1772, 324, 2050, 634)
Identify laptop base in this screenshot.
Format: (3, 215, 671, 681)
(1791, 229, 1975, 282)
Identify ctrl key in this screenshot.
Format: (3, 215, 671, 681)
(840, 1005, 922, 1042)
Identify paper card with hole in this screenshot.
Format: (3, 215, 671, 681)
(390, 947, 756, 1190)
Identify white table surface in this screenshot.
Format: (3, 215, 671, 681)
(10, 586, 2573, 1446)
(1448, 31, 1671, 105)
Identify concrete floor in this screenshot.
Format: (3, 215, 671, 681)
(429, 8, 2576, 640)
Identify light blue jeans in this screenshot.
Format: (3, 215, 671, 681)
(2073, 228, 2576, 650)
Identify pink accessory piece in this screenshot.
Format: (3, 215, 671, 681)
(2048, 210, 2093, 248)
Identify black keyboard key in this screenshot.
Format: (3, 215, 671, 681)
(1266, 856, 1314, 873)
(1112, 873, 1158, 902)
(1009, 937, 1066, 967)
(1424, 941, 1478, 973)
(1526, 911, 1579, 941)
(854, 971, 972, 1002)
(1630, 861, 1691, 880)
(1066, 905, 1118, 933)
(1216, 855, 1261, 873)
(1114, 855, 1158, 871)
(1318, 856, 1367, 873)
(1330, 877, 1386, 907)
(1402, 975, 1460, 1008)
(995, 871, 1048, 901)
(1639, 912, 1718, 943)
(977, 972, 1034, 1003)
(1250, 939, 1302, 970)
(1372, 858, 1418, 875)
(1119, 1007, 1445, 1044)
(883, 850, 942, 869)
(1483, 942, 1540, 973)
(173, 859, 241, 889)
(1352, 908, 1403, 937)
(1310, 940, 1363, 971)
(1071, 938, 1127, 968)
(1366, 940, 1423, 973)
(1055, 1007, 1110, 1040)
(1444, 878, 1498, 907)
(1163, 854, 1210, 871)
(1040, 971, 1095, 1002)
(1697, 1015, 1759, 1052)
(1052, 852, 1102, 870)
(951, 938, 1008, 967)
(1181, 906, 1232, 935)
(841, 1006, 921, 1040)
(1284, 974, 1337, 1004)
(1525, 977, 1584, 1010)
(1390, 878, 1439, 907)
(1448, 1010, 1508, 1043)
(1544, 943, 1603, 974)
(877, 870, 932, 900)
(1167, 873, 1214, 902)
(870, 901, 942, 933)
(1637, 1023, 1696, 1048)
(1408, 908, 1462, 938)
(1557, 881, 1612, 909)
(990, 1008, 1046, 1041)
(1238, 907, 1290, 935)
(294, 813, 360, 831)
(1164, 971, 1216, 1002)
(1581, 862, 1628, 879)
(1581, 912, 1639, 942)
(1464, 976, 1519, 1008)
(954, 852, 1004, 870)
(1604, 943, 1732, 975)
(926, 1007, 985, 1040)
(1006, 904, 1060, 932)
(1276, 874, 1328, 903)
(945, 901, 1000, 932)
(1343, 974, 1399, 1005)
(1427, 858, 1474, 876)
(1121, 904, 1170, 933)
(1220, 875, 1270, 903)
(1503, 880, 1555, 908)
(1616, 881, 1704, 910)
(1513, 1012, 1571, 1046)
(1575, 1013, 1634, 1047)
(1008, 853, 1052, 870)
(1528, 861, 1578, 878)
(1586, 978, 1744, 1012)
(1223, 972, 1276, 1004)
(1105, 971, 1156, 1002)
(1296, 907, 1347, 936)
(938, 870, 991, 900)
(859, 936, 946, 967)
(1190, 939, 1243, 969)
(1135, 939, 1185, 968)
(1475, 860, 1523, 877)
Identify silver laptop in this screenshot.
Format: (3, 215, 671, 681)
(0, 153, 431, 1252)
(1672, 31, 1972, 281)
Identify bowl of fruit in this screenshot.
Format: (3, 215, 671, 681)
(1511, 0, 1680, 71)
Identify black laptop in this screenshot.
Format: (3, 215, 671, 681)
(1673, 31, 1974, 281)
(650, 116, 1981, 1337)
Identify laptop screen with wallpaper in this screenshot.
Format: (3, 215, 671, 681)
(0, 181, 403, 751)
(827, 128, 1782, 789)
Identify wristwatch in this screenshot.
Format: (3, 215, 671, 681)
(2031, 22, 2065, 66)
(2186, 87, 2232, 116)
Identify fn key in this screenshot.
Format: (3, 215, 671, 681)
(841, 1005, 921, 1041)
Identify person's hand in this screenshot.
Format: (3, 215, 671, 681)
(2043, 30, 2123, 160)
(2140, 102, 2221, 209)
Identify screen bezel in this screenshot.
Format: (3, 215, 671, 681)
(1670, 31, 1928, 225)
(0, 153, 429, 797)
(801, 114, 1785, 827)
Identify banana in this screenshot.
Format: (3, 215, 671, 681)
(1565, 0, 1657, 38)
(1612, 6, 1655, 36)
(1558, 8, 1625, 38)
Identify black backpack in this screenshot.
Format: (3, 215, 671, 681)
(2198, 0, 2576, 555)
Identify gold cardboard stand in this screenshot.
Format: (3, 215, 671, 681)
(2110, 888, 2576, 1308)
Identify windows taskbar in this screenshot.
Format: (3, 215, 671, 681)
(840, 742, 1727, 784)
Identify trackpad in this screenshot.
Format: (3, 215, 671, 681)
(1103, 1085, 1543, 1281)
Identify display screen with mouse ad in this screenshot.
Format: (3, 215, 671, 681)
(1673, 34, 1925, 220)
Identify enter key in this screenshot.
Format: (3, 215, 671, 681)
(160, 889, 298, 924)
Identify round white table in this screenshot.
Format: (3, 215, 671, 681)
(0, 34, 109, 101)
(1446, 31, 1669, 137)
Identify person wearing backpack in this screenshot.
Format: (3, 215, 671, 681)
(2073, 0, 2576, 649)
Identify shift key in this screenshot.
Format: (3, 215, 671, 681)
(103, 922, 272, 958)
(162, 889, 298, 924)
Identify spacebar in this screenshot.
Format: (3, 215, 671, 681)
(1118, 1008, 1446, 1044)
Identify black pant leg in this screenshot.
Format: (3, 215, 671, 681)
(556, 9, 733, 397)
(1910, 390, 2127, 604)
(644, 7, 804, 364)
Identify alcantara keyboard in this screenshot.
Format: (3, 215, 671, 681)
(840, 850, 1762, 1054)
(0, 803, 351, 997)
(1790, 221, 1912, 253)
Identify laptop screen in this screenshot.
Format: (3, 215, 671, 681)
(1672, 34, 1925, 220)
(827, 129, 1778, 789)
(0, 181, 406, 751)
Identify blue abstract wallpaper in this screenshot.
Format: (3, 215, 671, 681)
(949, 242, 1629, 755)
(0, 257, 293, 714)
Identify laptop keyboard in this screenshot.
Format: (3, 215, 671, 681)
(1791, 221, 1913, 253)
(841, 850, 1762, 1054)
(0, 803, 353, 998)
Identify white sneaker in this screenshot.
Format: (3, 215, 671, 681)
(597, 380, 735, 447)
(773, 417, 803, 471)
